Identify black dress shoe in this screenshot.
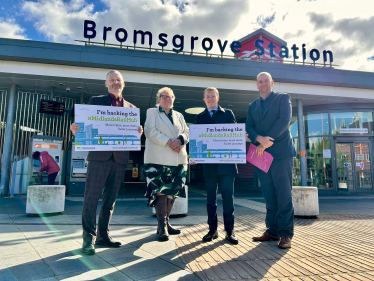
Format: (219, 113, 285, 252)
(226, 231, 239, 245)
(95, 236, 121, 247)
(82, 241, 95, 255)
(203, 229, 218, 242)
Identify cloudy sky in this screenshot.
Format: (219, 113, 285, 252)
(1, 0, 373, 72)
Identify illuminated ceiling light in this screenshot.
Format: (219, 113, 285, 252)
(20, 126, 41, 133)
(185, 107, 205, 114)
(228, 105, 233, 107)
(77, 86, 83, 89)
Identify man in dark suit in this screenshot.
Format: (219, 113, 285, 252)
(246, 72, 296, 249)
(195, 87, 239, 244)
(71, 70, 143, 255)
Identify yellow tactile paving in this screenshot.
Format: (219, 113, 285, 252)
(176, 214, 374, 281)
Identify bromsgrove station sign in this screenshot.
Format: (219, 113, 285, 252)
(83, 20, 333, 64)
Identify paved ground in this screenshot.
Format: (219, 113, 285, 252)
(0, 186, 373, 281)
(177, 214, 374, 281)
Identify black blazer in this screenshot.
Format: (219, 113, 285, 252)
(85, 94, 136, 165)
(195, 106, 238, 176)
(246, 92, 296, 159)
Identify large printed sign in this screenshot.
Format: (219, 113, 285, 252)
(189, 124, 246, 164)
(74, 104, 140, 151)
(82, 20, 333, 64)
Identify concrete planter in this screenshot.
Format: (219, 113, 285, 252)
(152, 185, 188, 216)
(26, 185, 66, 215)
(292, 186, 319, 218)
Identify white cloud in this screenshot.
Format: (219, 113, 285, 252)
(0, 18, 27, 39)
(229, 0, 374, 71)
(22, 0, 96, 43)
(21, 0, 249, 50)
(20, 0, 374, 71)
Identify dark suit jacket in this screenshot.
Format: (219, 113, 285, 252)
(246, 92, 296, 159)
(195, 106, 238, 176)
(85, 94, 136, 165)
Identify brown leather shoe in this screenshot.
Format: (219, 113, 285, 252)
(253, 232, 279, 242)
(278, 236, 292, 249)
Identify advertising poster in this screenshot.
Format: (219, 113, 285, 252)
(189, 123, 246, 164)
(74, 104, 140, 151)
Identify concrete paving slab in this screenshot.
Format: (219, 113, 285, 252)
(0, 224, 20, 232)
(9, 214, 45, 224)
(138, 269, 201, 281)
(158, 251, 191, 270)
(36, 247, 83, 260)
(0, 267, 18, 281)
(136, 235, 184, 257)
(1, 251, 42, 267)
(1, 242, 39, 258)
(116, 257, 182, 280)
(0, 214, 13, 224)
(44, 252, 112, 276)
(3, 261, 54, 281)
(55, 268, 133, 281)
(96, 246, 154, 266)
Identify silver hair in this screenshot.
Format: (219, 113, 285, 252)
(155, 87, 175, 107)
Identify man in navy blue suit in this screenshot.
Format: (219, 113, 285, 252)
(246, 72, 296, 249)
(195, 87, 239, 245)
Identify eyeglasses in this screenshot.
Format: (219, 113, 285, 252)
(160, 95, 173, 100)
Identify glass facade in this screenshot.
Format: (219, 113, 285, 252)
(292, 111, 373, 191)
(305, 113, 329, 136)
(305, 137, 332, 189)
(331, 112, 373, 135)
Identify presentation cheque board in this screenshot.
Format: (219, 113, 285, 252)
(189, 123, 246, 164)
(74, 104, 140, 151)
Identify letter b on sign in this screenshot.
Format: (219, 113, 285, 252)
(84, 20, 96, 39)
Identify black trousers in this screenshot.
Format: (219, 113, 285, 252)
(205, 174, 235, 232)
(254, 157, 294, 238)
(82, 157, 127, 243)
(48, 172, 58, 185)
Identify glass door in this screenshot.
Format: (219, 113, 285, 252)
(353, 142, 372, 190)
(335, 140, 373, 192)
(335, 143, 354, 192)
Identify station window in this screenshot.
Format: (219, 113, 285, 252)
(305, 137, 333, 189)
(304, 113, 329, 136)
(290, 116, 298, 138)
(291, 113, 329, 138)
(330, 112, 373, 135)
(293, 137, 333, 189)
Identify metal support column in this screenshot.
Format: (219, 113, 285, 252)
(297, 99, 307, 186)
(51, 86, 55, 100)
(0, 83, 17, 196)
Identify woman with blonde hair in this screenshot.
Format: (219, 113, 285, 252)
(143, 87, 189, 241)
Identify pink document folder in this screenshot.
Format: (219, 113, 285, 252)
(246, 144, 274, 173)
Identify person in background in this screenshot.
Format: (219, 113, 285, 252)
(143, 87, 189, 241)
(32, 151, 60, 185)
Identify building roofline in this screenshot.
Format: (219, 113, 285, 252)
(237, 28, 287, 46)
(0, 37, 374, 90)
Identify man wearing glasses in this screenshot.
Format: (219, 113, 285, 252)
(194, 87, 239, 244)
(70, 70, 143, 255)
